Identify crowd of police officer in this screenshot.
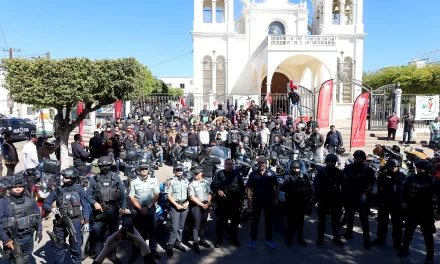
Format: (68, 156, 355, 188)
(0, 101, 439, 264)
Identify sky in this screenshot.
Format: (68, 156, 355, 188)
(0, 0, 439, 78)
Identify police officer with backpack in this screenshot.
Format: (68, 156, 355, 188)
(87, 156, 127, 264)
(0, 174, 42, 264)
(43, 168, 89, 264)
(314, 154, 346, 247)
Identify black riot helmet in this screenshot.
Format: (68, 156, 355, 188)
(386, 158, 400, 168)
(124, 150, 137, 162)
(290, 160, 301, 171)
(353, 150, 367, 161)
(9, 175, 26, 188)
(23, 168, 41, 182)
(325, 154, 338, 164)
(138, 161, 150, 170)
(97, 156, 113, 167)
(61, 168, 80, 179)
(415, 159, 432, 173)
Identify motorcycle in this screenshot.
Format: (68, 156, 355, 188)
(32, 172, 60, 218)
(404, 145, 429, 174)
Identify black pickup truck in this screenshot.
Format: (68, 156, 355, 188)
(0, 117, 37, 140)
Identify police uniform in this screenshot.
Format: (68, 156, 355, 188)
(87, 156, 126, 262)
(129, 173, 160, 257)
(211, 169, 245, 246)
(43, 169, 89, 264)
(164, 174, 190, 249)
(0, 175, 42, 264)
(188, 169, 212, 245)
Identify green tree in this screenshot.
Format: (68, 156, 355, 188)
(168, 88, 184, 97)
(363, 64, 440, 94)
(1, 57, 152, 167)
(151, 79, 169, 94)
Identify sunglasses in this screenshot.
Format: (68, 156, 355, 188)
(140, 168, 148, 171)
(175, 168, 183, 172)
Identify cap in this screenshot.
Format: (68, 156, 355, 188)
(288, 124, 293, 128)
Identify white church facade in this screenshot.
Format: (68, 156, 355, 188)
(191, 0, 366, 121)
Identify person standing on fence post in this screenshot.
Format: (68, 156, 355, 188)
(387, 112, 400, 141)
(402, 112, 415, 145)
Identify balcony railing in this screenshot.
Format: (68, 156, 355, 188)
(269, 35, 337, 47)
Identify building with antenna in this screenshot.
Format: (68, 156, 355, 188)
(191, 0, 366, 120)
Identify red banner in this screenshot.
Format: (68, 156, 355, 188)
(316, 79, 334, 128)
(114, 100, 123, 119)
(350, 92, 370, 148)
(78, 102, 84, 137)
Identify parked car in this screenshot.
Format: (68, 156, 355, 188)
(0, 117, 37, 140)
(23, 117, 36, 125)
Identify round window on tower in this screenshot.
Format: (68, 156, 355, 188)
(268, 21, 285, 35)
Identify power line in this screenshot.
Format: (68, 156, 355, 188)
(148, 50, 193, 68)
(0, 24, 7, 48)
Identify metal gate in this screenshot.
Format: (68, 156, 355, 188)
(261, 85, 316, 117)
(369, 84, 396, 131)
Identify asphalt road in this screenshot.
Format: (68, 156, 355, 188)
(1, 140, 439, 264)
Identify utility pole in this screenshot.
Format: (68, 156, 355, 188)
(2, 47, 22, 114)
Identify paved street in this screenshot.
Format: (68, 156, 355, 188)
(1, 129, 438, 264)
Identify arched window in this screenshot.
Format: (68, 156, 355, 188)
(342, 57, 353, 103)
(203, 7, 212, 23)
(268, 21, 285, 35)
(216, 56, 226, 96)
(216, 7, 224, 23)
(203, 56, 212, 97)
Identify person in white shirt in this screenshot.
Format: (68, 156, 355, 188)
(199, 126, 210, 146)
(260, 123, 270, 144)
(23, 133, 39, 170)
(217, 125, 228, 142)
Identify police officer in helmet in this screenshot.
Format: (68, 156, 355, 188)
(371, 158, 405, 249)
(314, 154, 346, 246)
(398, 160, 440, 264)
(43, 168, 89, 264)
(343, 150, 377, 249)
(128, 161, 161, 262)
(0, 174, 42, 264)
(87, 156, 127, 264)
(280, 160, 312, 246)
(23, 168, 41, 197)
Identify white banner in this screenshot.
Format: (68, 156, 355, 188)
(232, 95, 259, 109)
(415, 95, 439, 120)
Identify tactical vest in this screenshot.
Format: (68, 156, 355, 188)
(57, 185, 82, 219)
(220, 171, 240, 194)
(230, 130, 240, 144)
(322, 168, 341, 194)
(409, 176, 433, 204)
(1, 195, 38, 237)
(94, 173, 121, 203)
(180, 132, 189, 147)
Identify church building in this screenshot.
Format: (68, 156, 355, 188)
(191, 0, 366, 121)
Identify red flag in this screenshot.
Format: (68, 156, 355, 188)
(317, 79, 334, 128)
(289, 80, 298, 90)
(114, 100, 122, 119)
(350, 92, 370, 148)
(78, 102, 84, 137)
(265, 92, 272, 104)
(180, 97, 187, 108)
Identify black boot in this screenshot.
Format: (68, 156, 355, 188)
(193, 243, 200, 254)
(166, 245, 174, 257)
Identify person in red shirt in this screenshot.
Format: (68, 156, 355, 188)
(387, 112, 400, 141)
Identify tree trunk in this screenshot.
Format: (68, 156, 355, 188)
(59, 128, 72, 170)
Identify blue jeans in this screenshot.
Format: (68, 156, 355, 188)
(403, 129, 413, 143)
(290, 100, 302, 117)
(238, 156, 251, 163)
(158, 153, 163, 164)
(189, 146, 198, 153)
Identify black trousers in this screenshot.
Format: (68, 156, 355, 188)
(376, 203, 403, 245)
(216, 197, 241, 242)
(74, 163, 87, 176)
(317, 202, 342, 239)
(286, 205, 306, 240)
(402, 212, 435, 261)
(191, 204, 209, 243)
(5, 164, 16, 176)
(387, 128, 397, 140)
(250, 200, 274, 241)
(345, 202, 370, 242)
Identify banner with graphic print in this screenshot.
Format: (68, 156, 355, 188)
(350, 92, 370, 148)
(114, 100, 123, 119)
(233, 95, 259, 110)
(316, 79, 334, 128)
(415, 95, 439, 121)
